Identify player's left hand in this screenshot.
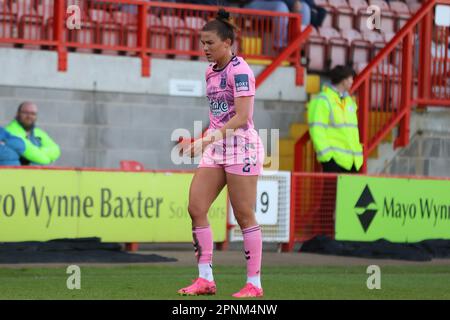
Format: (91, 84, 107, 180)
(183, 137, 212, 158)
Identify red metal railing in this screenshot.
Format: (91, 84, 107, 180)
(0, 0, 311, 86)
(282, 172, 337, 251)
(294, 0, 450, 173)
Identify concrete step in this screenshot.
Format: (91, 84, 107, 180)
(279, 155, 294, 171)
(279, 138, 296, 157)
(289, 123, 308, 139)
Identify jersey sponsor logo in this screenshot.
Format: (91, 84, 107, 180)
(234, 74, 250, 92)
(208, 97, 229, 116)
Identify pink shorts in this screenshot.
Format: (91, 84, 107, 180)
(198, 129, 265, 176)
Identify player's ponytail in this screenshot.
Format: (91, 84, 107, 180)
(202, 8, 239, 45)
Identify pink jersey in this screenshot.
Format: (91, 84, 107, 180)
(205, 56, 256, 130)
(199, 56, 264, 175)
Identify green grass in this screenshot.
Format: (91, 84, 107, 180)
(0, 265, 449, 300)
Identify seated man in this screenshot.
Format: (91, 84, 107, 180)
(0, 127, 25, 166)
(6, 102, 61, 166)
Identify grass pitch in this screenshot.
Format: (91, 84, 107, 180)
(0, 265, 449, 300)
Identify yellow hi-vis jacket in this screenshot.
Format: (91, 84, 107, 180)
(307, 85, 363, 171)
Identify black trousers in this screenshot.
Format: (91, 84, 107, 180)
(321, 158, 360, 174)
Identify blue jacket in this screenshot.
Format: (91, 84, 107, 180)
(0, 127, 25, 166)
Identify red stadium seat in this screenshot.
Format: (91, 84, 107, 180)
(9, 0, 36, 18)
(120, 160, 144, 171)
(349, 0, 368, 12)
(306, 28, 327, 71)
(148, 26, 170, 57)
(320, 5, 335, 28)
(123, 24, 137, 53)
(368, 0, 396, 34)
(362, 30, 386, 57)
(350, 0, 374, 33)
(18, 15, 44, 42)
(88, 8, 112, 23)
(161, 15, 186, 29)
(389, 1, 411, 15)
(161, 15, 193, 59)
(329, 0, 354, 31)
(9, 0, 45, 48)
(328, 0, 350, 8)
(99, 24, 122, 55)
(112, 11, 137, 26)
(335, 8, 354, 30)
(112, 12, 138, 55)
(185, 16, 206, 53)
(319, 27, 348, 69)
(88, 8, 122, 55)
(36, 4, 53, 25)
(184, 16, 207, 30)
(68, 20, 97, 53)
(44, 17, 67, 42)
(0, 12, 16, 47)
(341, 29, 371, 68)
(147, 14, 161, 27)
(409, 2, 422, 14)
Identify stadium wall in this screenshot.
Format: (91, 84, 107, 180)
(0, 48, 307, 101)
(0, 48, 307, 169)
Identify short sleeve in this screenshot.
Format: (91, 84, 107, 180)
(231, 61, 255, 98)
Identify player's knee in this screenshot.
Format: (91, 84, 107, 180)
(234, 210, 256, 228)
(188, 202, 207, 219)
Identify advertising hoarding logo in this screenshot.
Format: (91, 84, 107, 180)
(355, 185, 378, 232)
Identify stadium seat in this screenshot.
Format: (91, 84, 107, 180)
(389, 1, 411, 30)
(321, 5, 336, 28)
(18, 15, 43, 42)
(306, 27, 327, 71)
(328, 0, 354, 30)
(112, 11, 137, 26)
(349, 0, 368, 13)
(120, 160, 144, 171)
(37, 2, 53, 25)
(329, 0, 350, 8)
(184, 16, 207, 30)
(68, 20, 98, 53)
(9, 0, 36, 18)
(409, 2, 422, 14)
(0, 12, 16, 47)
(370, 67, 401, 110)
(184, 16, 206, 53)
(112, 11, 138, 54)
(319, 27, 348, 69)
(44, 17, 67, 42)
(341, 29, 371, 68)
(368, 0, 396, 34)
(362, 31, 386, 57)
(9, 0, 44, 48)
(146, 14, 170, 58)
(88, 8, 122, 55)
(123, 24, 137, 52)
(350, 0, 372, 32)
(161, 15, 193, 59)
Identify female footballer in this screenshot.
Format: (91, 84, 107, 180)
(177, 8, 265, 298)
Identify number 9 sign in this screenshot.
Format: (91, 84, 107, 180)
(229, 180, 279, 225)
